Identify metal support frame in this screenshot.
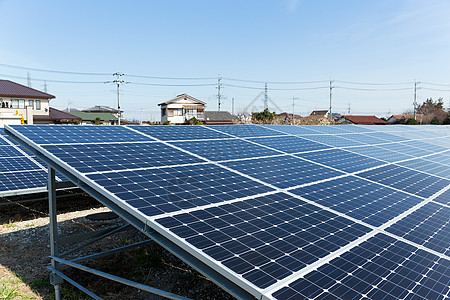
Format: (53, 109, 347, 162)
(45, 165, 197, 300)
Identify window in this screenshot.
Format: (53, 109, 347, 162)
(161, 107, 166, 116)
(28, 100, 34, 109)
(36, 100, 41, 110)
(19, 100, 25, 109)
(11, 99, 19, 108)
(173, 108, 183, 116)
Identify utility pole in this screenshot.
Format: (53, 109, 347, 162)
(264, 83, 268, 110)
(413, 81, 418, 119)
(217, 75, 222, 111)
(232, 97, 235, 115)
(329, 79, 334, 118)
(347, 103, 351, 115)
(292, 97, 299, 125)
(43, 81, 48, 93)
(113, 72, 124, 125)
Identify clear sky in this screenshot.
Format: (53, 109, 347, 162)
(1, 0, 450, 121)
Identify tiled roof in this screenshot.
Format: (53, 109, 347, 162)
(0, 80, 55, 99)
(34, 107, 82, 121)
(341, 115, 387, 125)
(158, 93, 206, 106)
(69, 111, 118, 121)
(310, 110, 328, 116)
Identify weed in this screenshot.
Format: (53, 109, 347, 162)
(0, 280, 20, 300)
(2, 219, 16, 228)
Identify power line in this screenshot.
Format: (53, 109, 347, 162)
(222, 77, 329, 84)
(0, 63, 110, 76)
(335, 80, 414, 86)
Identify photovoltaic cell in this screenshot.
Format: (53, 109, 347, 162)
(423, 153, 450, 166)
(273, 233, 450, 300)
(377, 143, 434, 157)
(248, 136, 331, 153)
(358, 165, 450, 198)
(223, 155, 343, 189)
(338, 133, 391, 145)
(156, 192, 371, 289)
(0, 145, 24, 157)
(291, 176, 423, 227)
(295, 149, 385, 173)
(171, 139, 280, 161)
(87, 164, 273, 217)
(42, 142, 205, 173)
(386, 202, 450, 256)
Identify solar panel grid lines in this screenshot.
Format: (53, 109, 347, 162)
(272, 233, 450, 300)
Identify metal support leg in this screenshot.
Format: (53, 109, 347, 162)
(48, 167, 63, 300)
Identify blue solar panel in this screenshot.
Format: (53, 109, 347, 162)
(0, 170, 49, 191)
(87, 164, 273, 216)
(397, 158, 450, 179)
(433, 189, 450, 206)
(248, 136, 332, 153)
(386, 202, 449, 256)
(358, 165, 450, 198)
(291, 176, 423, 227)
(206, 124, 286, 137)
(305, 126, 354, 134)
(132, 125, 230, 140)
(362, 131, 411, 142)
(296, 149, 385, 173)
(345, 145, 415, 163)
(377, 143, 434, 157)
(338, 133, 391, 145)
(423, 153, 450, 166)
(171, 139, 280, 161)
(273, 233, 450, 299)
(42, 142, 205, 173)
(156, 192, 371, 289)
(223, 155, 343, 189)
(0, 145, 25, 157)
(261, 125, 323, 135)
(10, 125, 151, 144)
(301, 134, 363, 147)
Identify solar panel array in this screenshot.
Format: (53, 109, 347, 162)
(0, 131, 56, 196)
(6, 124, 450, 299)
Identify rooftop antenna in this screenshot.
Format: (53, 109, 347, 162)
(113, 72, 124, 125)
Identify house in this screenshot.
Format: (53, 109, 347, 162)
(387, 114, 425, 124)
(310, 110, 329, 117)
(0, 79, 55, 127)
(277, 112, 302, 124)
(83, 105, 121, 118)
(159, 93, 205, 124)
(340, 115, 387, 125)
(33, 107, 82, 124)
(69, 111, 118, 125)
(204, 111, 235, 125)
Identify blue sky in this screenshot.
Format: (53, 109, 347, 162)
(1, 0, 450, 121)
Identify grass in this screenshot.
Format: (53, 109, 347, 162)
(0, 280, 19, 300)
(2, 219, 16, 229)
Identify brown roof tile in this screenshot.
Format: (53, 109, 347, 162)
(0, 80, 55, 99)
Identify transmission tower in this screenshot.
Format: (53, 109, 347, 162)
(264, 83, 268, 110)
(217, 75, 222, 111)
(113, 72, 124, 125)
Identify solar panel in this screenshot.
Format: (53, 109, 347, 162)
(0, 130, 61, 196)
(5, 124, 450, 299)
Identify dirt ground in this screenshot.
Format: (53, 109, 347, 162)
(0, 190, 235, 300)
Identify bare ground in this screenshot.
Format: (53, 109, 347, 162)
(0, 191, 235, 300)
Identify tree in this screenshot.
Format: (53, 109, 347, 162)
(186, 117, 203, 125)
(405, 118, 419, 125)
(417, 98, 447, 124)
(252, 109, 277, 124)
